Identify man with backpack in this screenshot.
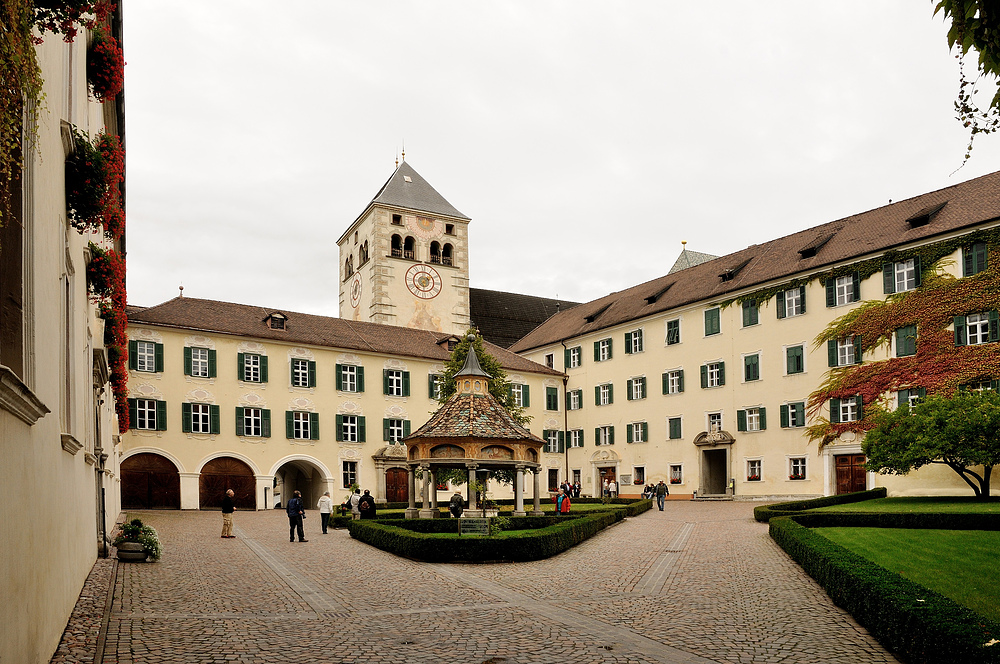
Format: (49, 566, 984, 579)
(286, 490, 307, 542)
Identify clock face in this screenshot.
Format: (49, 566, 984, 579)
(405, 264, 443, 299)
(349, 273, 363, 308)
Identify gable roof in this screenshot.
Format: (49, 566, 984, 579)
(128, 296, 562, 376)
(470, 288, 579, 349)
(510, 169, 1000, 353)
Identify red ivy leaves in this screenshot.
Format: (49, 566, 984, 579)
(86, 29, 124, 101)
(33, 0, 115, 44)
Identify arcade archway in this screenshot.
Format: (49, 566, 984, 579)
(200, 457, 256, 510)
(273, 458, 329, 509)
(121, 453, 181, 509)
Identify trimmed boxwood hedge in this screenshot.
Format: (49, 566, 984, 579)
(770, 515, 1000, 664)
(753, 487, 887, 522)
(346, 500, 651, 562)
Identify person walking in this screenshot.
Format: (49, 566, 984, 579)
(448, 491, 464, 518)
(573, 481, 581, 498)
(357, 489, 377, 519)
(350, 488, 361, 520)
(655, 480, 669, 511)
(317, 491, 333, 534)
(602, 478, 609, 497)
(220, 489, 236, 538)
(609, 479, 618, 498)
(286, 490, 307, 542)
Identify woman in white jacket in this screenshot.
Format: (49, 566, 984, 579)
(317, 492, 334, 534)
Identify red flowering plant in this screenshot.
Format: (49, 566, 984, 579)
(93, 248, 128, 432)
(65, 127, 124, 238)
(86, 241, 123, 304)
(86, 28, 124, 101)
(32, 0, 115, 43)
(95, 132, 124, 239)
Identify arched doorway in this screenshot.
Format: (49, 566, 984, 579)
(273, 459, 327, 509)
(386, 468, 408, 502)
(200, 457, 256, 510)
(121, 453, 180, 509)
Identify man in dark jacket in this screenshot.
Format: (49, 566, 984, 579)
(357, 490, 377, 519)
(448, 492, 464, 518)
(655, 480, 669, 511)
(286, 490, 307, 542)
(221, 489, 235, 538)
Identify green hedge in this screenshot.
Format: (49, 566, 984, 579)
(753, 487, 887, 522)
(770, 515, 1000, 664)
(346, 502, 650, 562)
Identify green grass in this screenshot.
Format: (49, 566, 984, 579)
(811, 496, 1000, 514)
(815, 527, 1000, 622)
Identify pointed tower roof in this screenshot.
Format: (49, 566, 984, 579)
(668, 244, 718, 275)
(369, 161, 470, 221)
(456, 337, 491, 379)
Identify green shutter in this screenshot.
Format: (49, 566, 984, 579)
(641, 421, 648, 442)
(954, 316, 967, 346)
(308, 361, 317, 388)
(564, 348, 571, 367)
(383, 418, 391, 442)
(286, 411, 294, 439)
(336, 364, 343, 390)
(310, 412, 319, 440)
(669, 417, 681, 440)
(558, 431, 565, 453)
(155, 400, 167, 431)
(737, 409, 747, 432)
(662, 372, 669, 395)
(700, 365, 708, 388)
(718, 362, 725, 386)
(678, 370, 684, 392)
(828, 339, 838, 367)
(208, 350, 217, 378)
(798, 285, 806, 313)
(852, 271, 861, 301)
(855, 395, 864, 420)
(237, 353, 245, 380)
(356, 366, 365, 392)
(825, 279, 836, 307)
(181, 403, 192, 433)
(744, 355, 758, 381)
(546, 386, 557, 410)
(336, 414, 343, 441)
(521, 383, 528, 406)
(898, 389, 910, 409)
(128, 398, 137, 428)
(236, 407, 244, 436)
(896, 325, 916, 357)
(627, 381, 633, 401)
(261, 409, 271, 438)
(566, 391, 572, 409)
(759, 407, 766, 430)
(990, 310, 1000, 343)
(776, 292, 786, 319)
(964, 245, 974, 276)
(210, 405, 220, 434)
(780, 404, 789, 428)
(608, 426, 615, 445)
(184, 347, 192, 376)
(608, 383, 614, 404)
(625, 331, 633, 354)
(854, 335, 863, 364)
(626, 424, 633, 443)
(358, 416, 366, 442)
(579, 429, 585, 446)
(595, 386, 601, 406)
(402, 371, 410, 397)
(383, 369, 389, 395)
(913, 256, 922, 288)
(260, 356, 268, 383)
(154, 344, 164, 373)
(977, 242, 988, 274)
(640, 377, 647, 398)
(830, 398, 841, 424)
(883, 263, 894, 294)
(128, 340, 138, 370)
(429, 374, 437, 398)
(403, 420, 410, 437)
(595, 427, 601, 445)
(594, 341, 600, 362)
(793, 403, 804, 427)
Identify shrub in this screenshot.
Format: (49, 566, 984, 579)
(113, 518, 162, 560)
(753, 487, 887, 522)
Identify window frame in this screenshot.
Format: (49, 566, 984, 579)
(663, 369, 684, 395)
(135, 340, 156, 373)
(789, 457, 807, 480)
(342, 461, 358, 488)
(665, 319, 681, 345)
(568, 429, 584, 448)
(785, 344, 805, 375)
(780, 401, 806, 428)
(747, 459, 762, 482)
(743, 353, 760, 382)
(704, 308, 721, 336)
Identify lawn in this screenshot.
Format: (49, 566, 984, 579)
(811, 496, 1000, 513)
(814, 527, 1000, 622)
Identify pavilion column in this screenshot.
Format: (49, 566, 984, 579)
(405, 467, 419, 519)
(467, 464, 478, 511)
(531, 469, 543, 515)
(421, 465, 430, 509)
(513, 465, 526, 516)
(429, 469, 438, 509)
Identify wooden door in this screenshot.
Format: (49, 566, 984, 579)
(121, 453, 180, 509)
(200, 457, 256, 509)
(835, 455, 867, 494)
(385, 468, 408, 503)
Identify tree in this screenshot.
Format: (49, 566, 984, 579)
(863, 390, 1000, 499)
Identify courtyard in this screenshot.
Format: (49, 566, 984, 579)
(52, 501, 897, 664)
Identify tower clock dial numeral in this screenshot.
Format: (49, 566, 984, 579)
(405, 264, 443, 299)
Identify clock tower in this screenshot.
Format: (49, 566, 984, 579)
(337, 161, 472, 335)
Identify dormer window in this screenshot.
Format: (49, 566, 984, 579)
(267, 314, 286, 330)
(798, 232, 836, 259)
(392, 214, 403, 226)
(906, 202, 946, 228)
(719, 258, 751, 282)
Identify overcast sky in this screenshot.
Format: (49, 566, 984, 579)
(123, 1, 1000, 316)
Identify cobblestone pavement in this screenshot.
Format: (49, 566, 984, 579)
(56, 502, 900, 664)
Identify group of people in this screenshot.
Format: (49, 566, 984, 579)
(558, 480, 582, 498)
(219, 487, 380, 544)
(602, 478, 619, 498)
(643, 480, 670, 510)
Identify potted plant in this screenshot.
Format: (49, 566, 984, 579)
(788, 473, 805, 481)
(747, 474, 761, 482)
(113, 518, 162, 562)
(669, 478, 681, 484)
(86, 28, 124, 101)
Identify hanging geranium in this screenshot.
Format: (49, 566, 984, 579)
(86, 29, 124, 101)
(95, 132, 124, 239)
(32, 0, 115, 43)
(95, 252, 128, 432)
(65, 127, 125, 237)
(86, 241, 124, 304)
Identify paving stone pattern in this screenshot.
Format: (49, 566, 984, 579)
(53, 502, 900, 664)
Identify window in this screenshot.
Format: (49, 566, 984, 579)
(336, 414, 366, 442)
(789, 458, 806, 480)
(627, 376, 647, 401)
(700, 361, 725, 388)
(742, 300, 758, 327)
(544, 353, 554, 369)
(269, 314, 286, 330)
(785, 345, 804, 375)
(828, 336, 862, 367)
(129, 398, 166, 431)
(897, 388, 926, 410)
(737, 407, 766, 432)
(430, 241, 441, 263)
(634, 466, 645, 484)
(625, 329, 644, 354)
(337, 364, 365, 393)
(287, 411, 319, 440)
(670, 465, 683, 484)
(509, 383, 529, 407)
(391, 234, 403, 257)
(445, 223, 455, 235)
(442, 243, 453, 266)
(343, 461, 358, 488)
(829, 396, 863, 423)
(238, 353, 268, 383)
(777, 286, 806, 318)
(825, 272, 860, 307)
(707, 412, 723, 433)
(403, 236, 415, 260)
(565, 346, 582, 368)
(237, 407, 271, 437)
(566, 389, 583, 410)
(743, 354, 760, 382)
(596, 383, 614, 406)
(543, 430, 564, 453)
(962, 379, 999, 392)
(181, 403, 220, 434)
(569, 429, 584, 448)
(428, 373, 444, 399)
(359, 240, 369, 265)
(964, 242, 988, 277)
(747, 459, 761, 481)
(291, 358, 316, 388)
(184, 347, 215, 378)
(955, 311, 999, 346)
(383, 369, 410, 397)
(627, 421, 648, 443)
(596, 425, 614, 446)
(668, 416, 682, 439)
(666, 319, 681, 345)
(594, 338, 612, 361)
(545, 386, 559, 411)
(780, 402, 806, 428)
(883, 258, 921, 294)
(704, 308, 720, 336)
(895, 325, 917, 357)
(662, 369, 684, 395)
(129, 340, 163, 373)
(383, 418, 411, 443)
